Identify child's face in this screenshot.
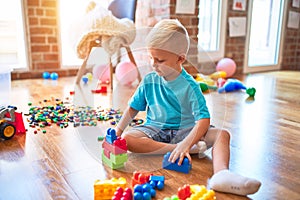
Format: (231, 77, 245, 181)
(148, 48, 184, 81)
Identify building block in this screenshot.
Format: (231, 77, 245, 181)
(162, 152, 192, 174)
(102, 140, 127, 155)
(131, 171, 153, 188)
(113, 137, 127, 151)
(112, 187, 133, 200)
(101, 149, 126, 169)
(110, 153, 127, 164)
(102, 148, 127, 163)
(178, 184, 192, 200)
(101, 128, 128, 169)
(94, 177, 127, 200)
(149, 175, 165, 190)
(164, 184, 215, 200)
(105, 128, 117, 144)
(187, 184, 216, 200)
(133, 183, 156, 200)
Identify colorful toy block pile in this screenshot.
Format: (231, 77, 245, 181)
(93, 173, 215, 200)
(96, 128, 215, 199)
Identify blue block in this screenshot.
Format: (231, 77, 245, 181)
(149, 175, 165, 190)
(162, 152, 192, 174)
(105, 128, 117, 144)
(133, 183, 156, 199)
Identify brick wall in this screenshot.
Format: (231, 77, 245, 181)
(225, 1, 248, 75)
(282, 1, 300, 70)
(28, 0, 59, 70)
(13, 0, 77, 79)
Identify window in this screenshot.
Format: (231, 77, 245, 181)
(244, 0, 286, 73)
(198, 0, 227, 63)
(59, 0, 111, 67)
(0, 0, 27, 69)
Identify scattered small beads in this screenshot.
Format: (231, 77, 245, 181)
(25, 98, 144, 135)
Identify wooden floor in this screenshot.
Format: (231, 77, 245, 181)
(1, 71, 300, 200)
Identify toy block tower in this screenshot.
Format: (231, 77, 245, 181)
(101, 128, 128, 169)
(162, 152, 192, 174)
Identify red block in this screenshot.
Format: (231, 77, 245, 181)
(102, 140, 127, 155)
(178, 184, 192, 200)
(113, 137, 127, 151)
(131, 171, 152, 188)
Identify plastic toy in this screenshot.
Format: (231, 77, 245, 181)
(105, 128, 117, 144)
(91, 86, 107, 93)
(194, 73, 215, 86)
(162, 152, 192, 174)
(209, 71, 227, 80)
(165, 184, 216, 200)
(86, 72, 93, 81)
(131, 171, 153, 188)
(246, 87, 256, 97)
(218, 79, 257, 97)
(42, 71, 50, 79)
(115, 61, 138, 86)
(163, 195, 179, 200)
(218, 78, 247, 93)
(216, 58, 237, 77)
(199, 82, 217, 92)
(133, 183, 156, 200)
(0, 106, 26, 140)
(217, 78, 226, 88)
(101, 128, 128, 169)
(178, 184, 192, 200)
(94, 177, 127, 200)
(82, 76, 88, 84)
(188, 184, 216, 200)
(149, 175, 165, 190)
(50, 72, 58, 80)
(112, 187, 133, 200)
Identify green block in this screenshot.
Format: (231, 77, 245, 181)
(101, 150, 125, 169)
(110, 152, 127, 163)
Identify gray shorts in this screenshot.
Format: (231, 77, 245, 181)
(130, 125, 193, 144)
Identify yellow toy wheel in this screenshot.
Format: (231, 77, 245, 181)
(0, 123, 16, 140)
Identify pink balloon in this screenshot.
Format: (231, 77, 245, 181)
(92, 64, 110, 83)
(216, 58, 237, 77)
(115, 61, 138, 86)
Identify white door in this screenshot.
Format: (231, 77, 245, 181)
(244, 0, 287, 73)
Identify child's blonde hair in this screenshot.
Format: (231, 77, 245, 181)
(145, 19, 190, 56)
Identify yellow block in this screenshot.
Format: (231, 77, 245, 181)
(94, 177, 127, 200)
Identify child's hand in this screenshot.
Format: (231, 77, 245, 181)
(115, 128, 123, 137)
(168, 141, 192, 166)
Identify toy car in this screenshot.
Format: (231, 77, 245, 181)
(0, 106, 26, 140)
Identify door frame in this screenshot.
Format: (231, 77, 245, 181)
(243, 0, 288, 74)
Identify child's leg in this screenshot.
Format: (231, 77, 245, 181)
(122, 129, 176, 154)
(204, 128, 261, 196)
(203, 128, 230, 173)
(122, 128, 206, 155)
